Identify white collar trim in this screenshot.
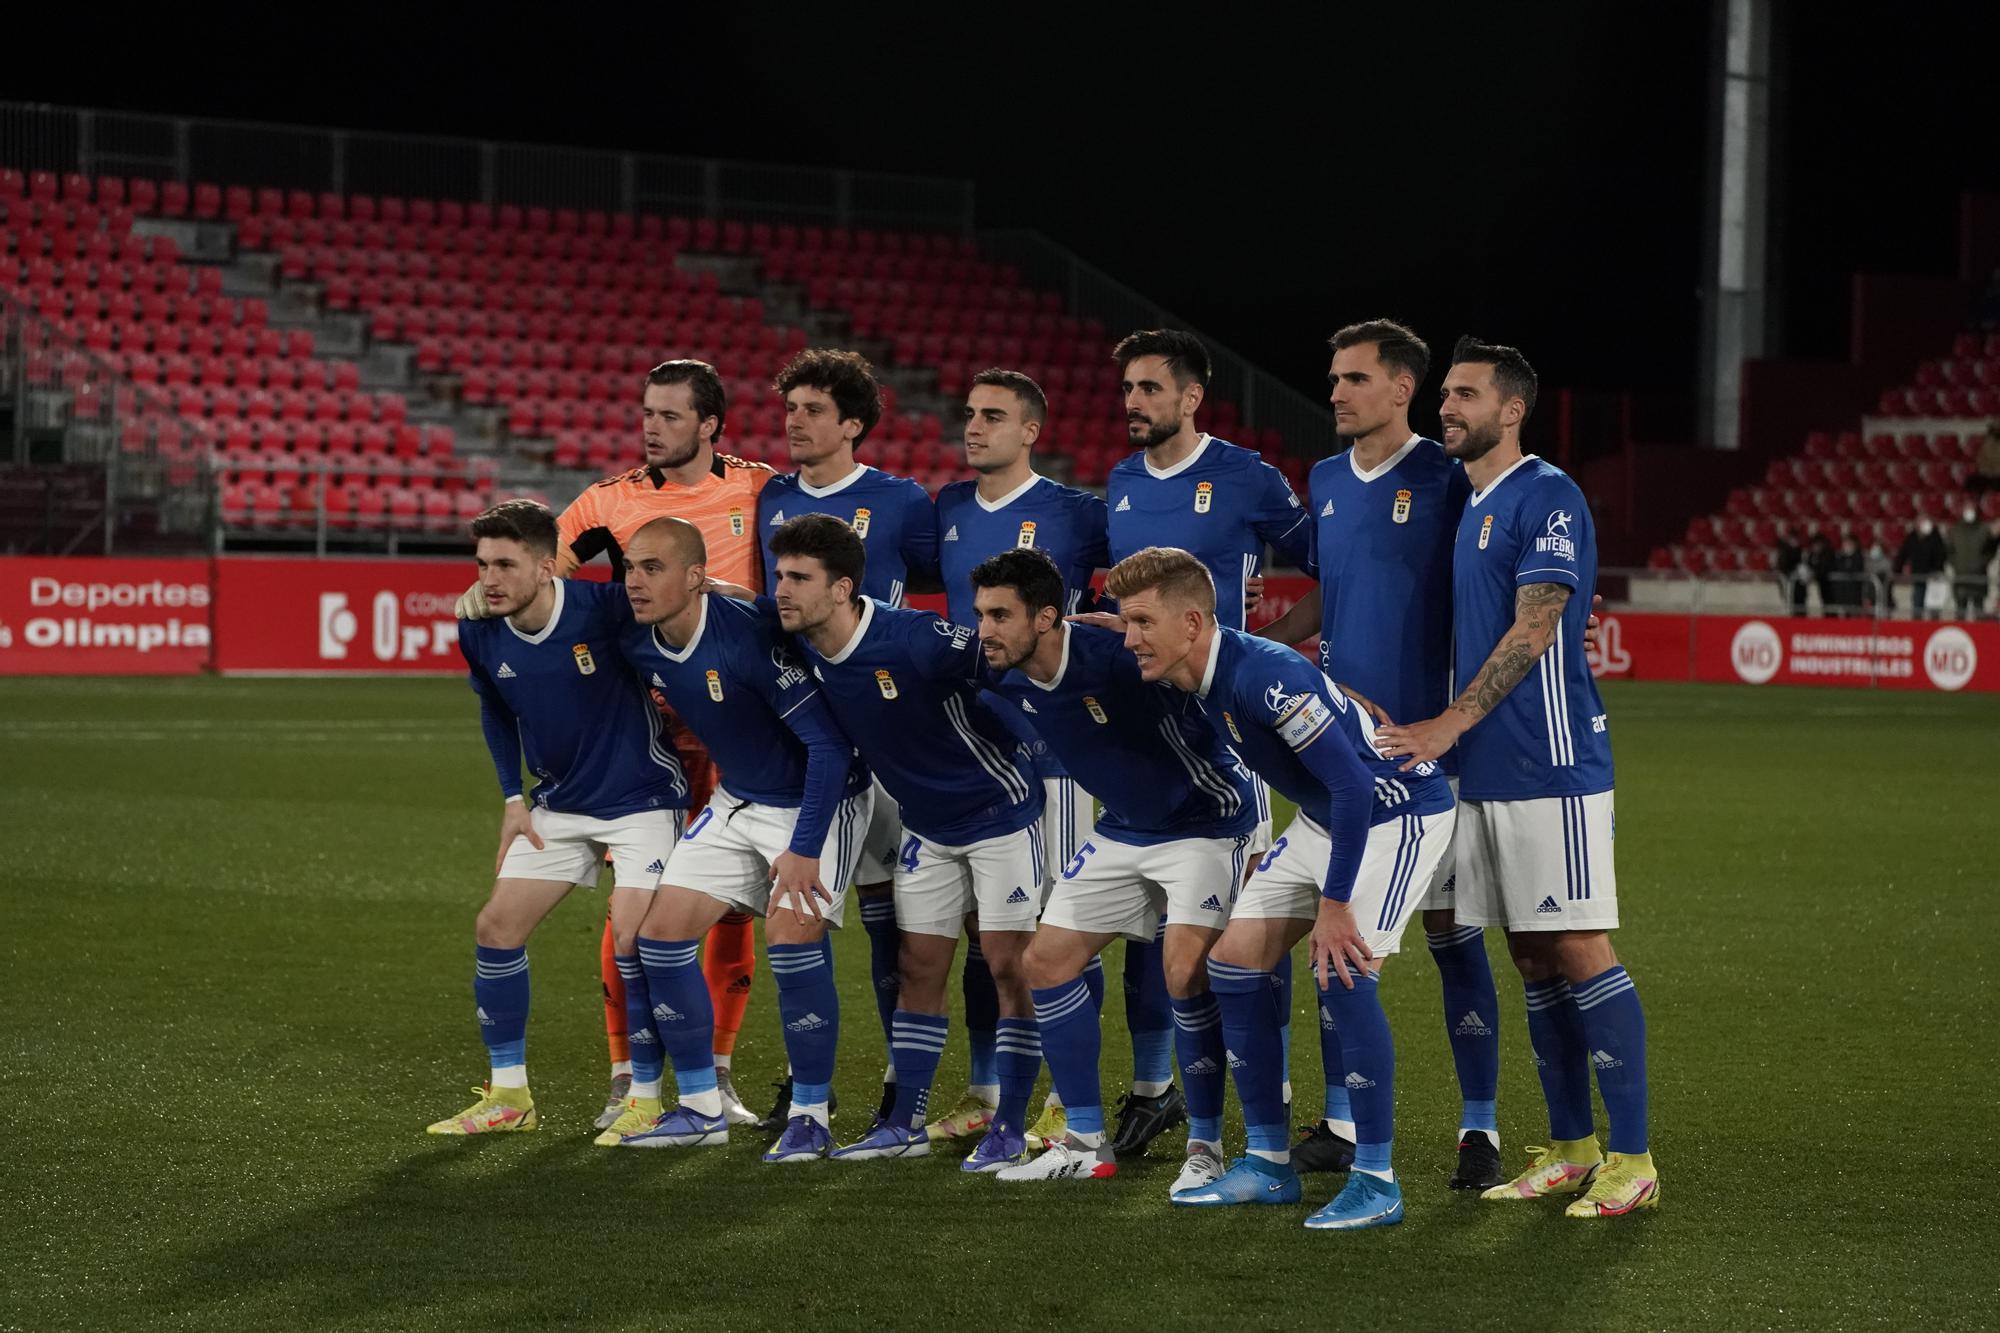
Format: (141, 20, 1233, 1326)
(975, 471, 1045, 513)
(1194, 626, 1223, 699)
(1026, 621, 1072, 692)
(649, 595, 709, 663)
(798, 462, 870, 499)
(1469, 453, 1537, 506)
(821, 595, 876, 665)
(1348, 433, 1422, 483)
(505, 580, 566, 645)
(1143, 432, 1212, 480)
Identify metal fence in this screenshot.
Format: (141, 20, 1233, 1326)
(1603, 565, 2000, 621)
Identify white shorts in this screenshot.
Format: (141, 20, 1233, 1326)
(1455, 792, 1618, 932)
(1247, 776, 1275, 859)
(1414, 777, 1462, 913)
(1041, 776, 1093, 901)
(667, 784, 875, 927)
(1042, 829, 1251, 942)
(855, 776, 901, 888)
(896, 822, 1047, 937)
(497, 806, 686, 891)
(1231, 808, 1456, 957)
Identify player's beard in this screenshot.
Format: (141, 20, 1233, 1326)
(1445, 415, 1505, 463)
(646, 434, 700, 470)
(1130, 413, 1181, 449)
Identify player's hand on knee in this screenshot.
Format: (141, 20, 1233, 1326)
(495, 799, 543, 874)
(1310, 898, 1372, 991)
(455, 579, 492, 620)
(772, 851, 830, 925)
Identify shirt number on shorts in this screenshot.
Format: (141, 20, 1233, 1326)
(898, 835, 922, 874)
(1254, 836, 1289, 873)
(1061, 841, 1098, 880)
(683, 808, 714, 841)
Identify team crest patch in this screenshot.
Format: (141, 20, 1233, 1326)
(851, 507, 872, 538)
(875, 669, 898, 699)
(572, 645, 596, 674)
(705, 669, 724, 701)
(1017, 521, 1037, 549)
(1478, 514, 1495, 550)
(1222, 710, 1243, 742)
(728, 507, 744, 537)
(1083, 695, 1108, 724)
(1194, 481, 1214, 514)
(1393, 488, 1412, 524)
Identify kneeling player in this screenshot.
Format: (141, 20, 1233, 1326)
(428, 501, 689, 1136)
(1105, 546, 1453, 1231)
(600, 518, 873, 1159)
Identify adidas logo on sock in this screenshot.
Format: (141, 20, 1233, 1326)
(496, 663, 516, 679)
(787, 1012, 830, 1032)
(944, 525, 959, 542)
(1536, 896, 1562, 914)
(651, 1002, 683, 1022)
(630, 1029, 657, 1045)
(1006, 887, 1030, 904)
(1199, 894, 1224, 912)
(1318, 1005, 1336, 1031)
(726, 976, 753, 994)
(1455, 1010, 1492, 1037)
(1591, 1048, 1623, 1070)
(1226, 1049, 1247, 1069)
(876, 975, 900, 992)
(1320, 499, 1334, 517)
(768, 509, 786, 525)
(645, 859, 666, 875)
(475, 1006, 492, 1025)
(1344, 1070, 1376, 1090)
(1184, 1056, 1219, 1076)
(1115, 495, 1131, 512)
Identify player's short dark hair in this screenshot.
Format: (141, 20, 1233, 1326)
(1451, 336, 1539, 421)
(768, 513, 866, 603)
(968, 368, 1048, 426)
(470, 498, 559, 558)
(1329, 319, 1431, 388)
(1113, 329, 1211, 389)
(969, 548, 1066, 617)
(645, 359, 727, 446)
(772, 348, 882, 445)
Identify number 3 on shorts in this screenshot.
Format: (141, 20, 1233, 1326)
(1062, 840, 1097, 881)
(898, 835, 921, 874)
(1255, 836, 1289, 874)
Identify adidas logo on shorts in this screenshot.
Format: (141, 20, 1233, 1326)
(1536, 896, 1562, 914)
(1455, 1010, 1493, 1037)
(1006, 887, 1030, 904)
(1199, 895, 1224, 912)
(645, 859, 665, 875)
(1344, 1070, 1376, 1090)
(1591, 1048, 1623, 1070)
(651, 1002, 683, 1022)
(787, 1012, 830, 1032)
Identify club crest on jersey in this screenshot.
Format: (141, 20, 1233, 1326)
(728, 507, 744, 537)
(1393, 488, 1412, 524)
(1083, 695, 1108, 724)
(1016, 521, 1037, 549)
(874, 669, 898, 700)
(705, 669, 724, 702)
(851, 507, 872, 538)
(1478, 514, 1495, 550)
(1194, 481, 1214, 513)
(572, 645, 596, 675)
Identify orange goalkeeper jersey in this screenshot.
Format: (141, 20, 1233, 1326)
(558, 453, 776, 589)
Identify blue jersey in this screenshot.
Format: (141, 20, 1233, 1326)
(795, 598, 1042, 845)
(984, 622, 1256, 846)
(1107, 434, 1311, 631)
(619, 595, 866, 855)
(759, 464, 938, 607)
(459, 579, 688, 818)
(1306, 437, 1471, 768)
(1194, 627, 1451, 901)
(1451, 455, 1614, 800)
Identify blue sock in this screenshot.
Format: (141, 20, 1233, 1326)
(613, 952, 661, 1092)
(1320, 971, 1395, 1177)
(1170, 991, 1226, 1145)
(1523, 977, 1594, 1143)
(1316, 992, 1351, 1129)
(1428, 924, 1501, 1138)
(1082, 954, 1107, 1012)
(1209, 958, 1288, 1158)
(889, 1010, 949, 1130)
(1033, 978, 1102, 1136)
(963, 938, 998, 1090)
(859, 897, 900, 1076)
(1125, 928, 1173, 1089)
(637, 935, 716, 1098)
(769, 941, 840, 1116)
(1572, 966, 1649, 1154)
(473, 945, 529, 1077)
(994, 1016, 1042, 1133)
(1273, 952, 1294, 1094)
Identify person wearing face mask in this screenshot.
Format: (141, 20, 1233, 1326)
(1947, 504, 1990, 620)
(1896, 516, 1948, 620)
(1864, 536, 1895, 613)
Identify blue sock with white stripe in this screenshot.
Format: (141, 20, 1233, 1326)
(859, 896, 900, 1079)
(1523, 977, 1594, 1143)
(963, 938, 999, 1098)
(1033, 978, 1102, 1140)
(1316, 995, 1355, 1137)
(1319, 971, 1395, 1180)
(1209, 958, 1289, 1163)
(473, 945, 530, 1086)
(1170, 991, 1226, 1147)
(1125, 926, 1174, 1096)
(1273, 952, 1294, 1100)
(889, 1010, 950, 1131)
(769, 941, 839, 1126)
(994, 1016, 1041, 1133)
(1082, 954, 1107, 1012)
(614, 952, 662, 1098)
(1572, 966, 1648, 1154)
(637, 935, 720, 1117)
(1427, 924, 1501, 1143)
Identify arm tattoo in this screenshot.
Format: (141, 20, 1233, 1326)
(1449, 583, 1572, 725)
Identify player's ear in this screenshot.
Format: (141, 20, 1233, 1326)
(1021, 417, 1041, 449)
(1184, 380, 1205, 415)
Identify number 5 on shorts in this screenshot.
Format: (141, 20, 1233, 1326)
(1061, 840, 1097, 880)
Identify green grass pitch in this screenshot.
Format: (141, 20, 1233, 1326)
(3, 677, 1995, 1331)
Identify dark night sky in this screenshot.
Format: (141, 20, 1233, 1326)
(21, 2, 1997, 430)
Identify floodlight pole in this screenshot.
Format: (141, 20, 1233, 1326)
(1698, 0, 1775, 451)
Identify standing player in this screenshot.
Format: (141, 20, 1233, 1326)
(935, 368, 1109, 1148)
(427, 500, 688, 1135)
(1099, 546, 1453, 1231)
(771, 514, 1046, 1170)
(755, 349, 940, 1131)
(1104, 328, 1313, 1156)
(1378, 338, 1657, 1218)
(596, 518, 873, 1161)
(453, 359, 776, 1130)
(1253, 319, 1505, 1189)
(964, 549, 1253, 1192)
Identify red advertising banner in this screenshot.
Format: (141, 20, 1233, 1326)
(0, 556, 213, 675)
(1589, 610, 2000, 693)
(211, 556, 469, 673)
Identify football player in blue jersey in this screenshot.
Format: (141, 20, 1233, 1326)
(771, 514, 1045, 1170)
(934, 368, 1113, 1149)
(1254, 319, 1506, 1189)
(427, 501, 690, 1137)
(1378, 338, 1656, 1218)
(964, 549, 1255, 1190)
(1103, 328, 1314, 1153)
(585, 517, 874, 1160)
(1101, 546, 1454, 1230)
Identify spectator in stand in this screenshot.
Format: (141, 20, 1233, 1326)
(1971, 424, 2000, 496)
(1897, 516, 1948, 620)
(1772, 522, 1806, 615)
(1947, 503, 1990, 621)
(1830, 533, 1866, 618)
(1986, 518, 2000, 617)
(1864, 537, 1894, 614)
(1805, 529, 1835, 615)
